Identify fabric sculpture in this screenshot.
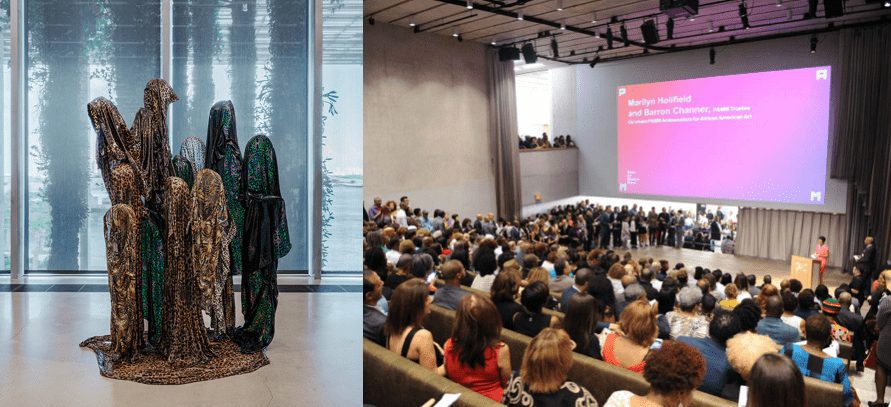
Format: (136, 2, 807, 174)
(180, 136, 206, 175)
(104, 204, 141, 361)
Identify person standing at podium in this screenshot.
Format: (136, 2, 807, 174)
(814, 236, 829, 286)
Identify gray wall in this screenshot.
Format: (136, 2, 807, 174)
(363, 23, 496, 217)
(520, 148, 579, 206)
(559, 32, 847, 214)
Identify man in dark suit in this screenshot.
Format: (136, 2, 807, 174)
(363, 270, 387, 345)
(709, 218, 722, 251)
(598, 207, 612, 249)
(855, 236, 876, 287)
(560, 268, 592, 312)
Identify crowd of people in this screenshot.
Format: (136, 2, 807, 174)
(519, 133, 576, 150)
(363, 196, 891, 407)
(364, 197, 737, 255)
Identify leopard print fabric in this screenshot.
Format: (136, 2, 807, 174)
(141, 79, 178, 211)
(88, 97, 146, 202)
(159, 176, 213, 368)
(104, 204, 141, 362)
(191, 169, 231, 338)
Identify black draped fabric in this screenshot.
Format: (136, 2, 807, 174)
(173, 154, 195, 188)
(829, 24, 891, 269)
(205, 100, 239, 175)
(141, 79, 178, 212)
(233, 135, 291, 353)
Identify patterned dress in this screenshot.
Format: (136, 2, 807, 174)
(104, 204, 141, 361)
(192, 169, 235, 338)
(172, 155, 195, 188)
(233, 134, 291, 353)
(87, 97, 146, 350)
(180, 136, 206, 175)
(158, 177, 214, 367)
(205, 101, 245, 278)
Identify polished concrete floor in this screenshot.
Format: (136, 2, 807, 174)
(0, 291, 361, 406)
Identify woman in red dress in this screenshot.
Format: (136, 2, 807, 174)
(814, 236, 829, 286)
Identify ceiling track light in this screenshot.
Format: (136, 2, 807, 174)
(708, 21, 714, 32)
(666, 18, 675, 39)
(592, 13, 598, 23)
(810, 35, 818, 53)
(517, 11, 524, 20)
(776, 0, 783, 7)
(738, 2, 750, 29)
(787, 9, 793, 20)
(466, 0, 473, 9)
(560, 21, 567, 30)
(885, 0, 891, 7)
(556, 0, 564, 11)
(491, 39, 498, 45)
(409, 17, 417, 27)
(452, 27, 459, 37)
(709, 47, 716, 65)
(368, 16, 375, 25)
(620, 24, 629, 47)
(589, 55, 600, 68)
(606, 26, 614, 49)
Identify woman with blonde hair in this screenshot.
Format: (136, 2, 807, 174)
(602, 299, 661, 374)
(503, 328, 597, 406)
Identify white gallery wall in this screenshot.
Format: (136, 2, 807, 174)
(364, 23, 497, 217)
(553, 32, 847, 214)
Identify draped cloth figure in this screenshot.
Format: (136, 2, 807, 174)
(205, 101, 246, 280)
(180, 136, 206, 175)
(172, 155, 195, 188)
(133, 79, 178, 347)
(88, 97, 146, 349)
(192, 169, 236, 338)
(233, 135, 291, 354)
(104, 204, 141, 361)
(158, 177, 214, 368)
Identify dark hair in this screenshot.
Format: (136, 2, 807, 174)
(733, 299, 762, 332)
(748, 354, 805, 407)
(805, 314, 831, 344)
(451, 294, 503, 369)
(574, 268, 593, 286)
(747, 274, 757, 287)
(777, 293, 795, 315)
(363, 269, 379, 296)
(410, 253, 433, 279)
(720, 273, 732, 286)
(798, 289, 815, 311)
(734, 273, 749, 291)
(814, 284, 830, 302)
(643, 341, 707, 397)
(384, 279, 430, 336)
(561, 293, 602, 356)
(554, 259, 567, 276)
(491, 272, 520, 303)
(473, 249, 498, 276)
(789, 279, 803, 293)
(701, 293, 717, 314)
(365, 247, 388, 280)
(763, 275, 772, 285)
(521, 281, 550, 313)
(709, 312, 742, 345)
(450, 246, 471, 270)
(818, 236, 826, 244)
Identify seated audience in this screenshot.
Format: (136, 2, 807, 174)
(607, 263, 626, 299)
(384, 254, 414, 292)
(603, 299, 661, 374)
(781, 290, 805, 336)
(821, 298, 853, 343)
(385, 279, 440, 372)
(665, 286, 709, 339)
(782, 314, 854, 406)
(514, 281, 560, 338)
(746, 353, 805, 407)
(560, 268, 591, 312)
(678, 313, 743, 397)
(756, 294, 801, 345)
(363, 270, 387, 345)
(603, 341, 706, 407)
(561, 292, 603, 360)
(726, 331, 779, 380)
(734, 274, 752, 300)
(442, 294, 511, 402)
(732, 299, 763, 333)
(491, 271, 525, 330)
(794, 289, 819, 320)
(432, 260, 469, 310)
(719, 283, 740, 310)
(470, 248, 498, 293)
(747, 274, 761, 297)
(549, 259, 575, 293)
(502, 328, 597, 406)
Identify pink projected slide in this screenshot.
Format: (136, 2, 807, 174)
(616, 66, 831, 205)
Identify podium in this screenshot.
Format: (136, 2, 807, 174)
(790, 255, 820, 289)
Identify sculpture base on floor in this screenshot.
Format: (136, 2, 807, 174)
(79, 335, 269, 385)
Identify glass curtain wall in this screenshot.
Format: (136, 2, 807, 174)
(515, 70, 552, 141)
(0, 2, 9, 272)
(26, 0, 161, 272)
(171, 0, 309, 273)
(321, 0, 361, 273)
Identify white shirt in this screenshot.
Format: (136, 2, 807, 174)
(738, 291, 752, 301)
(394, 209, 408, 227)
(603, 390, 635, 407)
(470, 274, 496, 293)
(385, 249, 401, 266)
(781, 314, 804, 335)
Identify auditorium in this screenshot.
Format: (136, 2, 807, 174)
(363, 0, 891, 406)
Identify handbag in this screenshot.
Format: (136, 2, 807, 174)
(865, 342, 878, 369)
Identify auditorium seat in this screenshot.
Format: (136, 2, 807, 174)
(424, 304, 844, 407)
(363, 338, 500, 407)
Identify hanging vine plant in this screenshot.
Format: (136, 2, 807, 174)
(320, 89, 339, 269)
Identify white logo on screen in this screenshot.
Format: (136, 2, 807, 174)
(620, 183, 627, 192)
(810, 191, 822, 202)
(618, 88, 626, 96)
(816, 69, 828, 80)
